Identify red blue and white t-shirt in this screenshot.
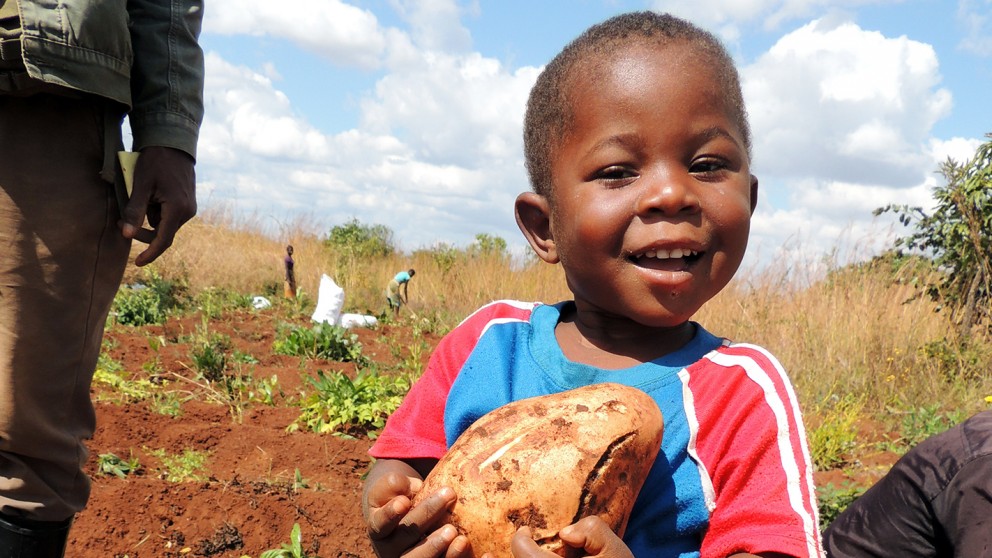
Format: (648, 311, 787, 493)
(370, 300, 823, 557)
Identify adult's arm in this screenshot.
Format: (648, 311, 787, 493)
(122, 0, 204, 265)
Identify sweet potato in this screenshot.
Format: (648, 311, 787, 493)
(413, 382, 663, 557)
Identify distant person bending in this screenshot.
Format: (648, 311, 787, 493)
(385, 269, 415, 318)
(823, 409, 992, 557)
(284, 245, 297, 299)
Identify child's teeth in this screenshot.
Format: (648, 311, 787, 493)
(642, 249, 696, 260)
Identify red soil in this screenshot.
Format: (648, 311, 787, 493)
(70, 308, 438, 557)
(67, 306, 895, 557)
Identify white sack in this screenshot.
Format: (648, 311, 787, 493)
(311, 274, 345, 324)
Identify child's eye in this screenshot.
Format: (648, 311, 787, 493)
(594, 165, 638, 184)
(690, 159, 729, 178)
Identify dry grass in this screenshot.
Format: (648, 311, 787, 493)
(130, 209, 571, 325)
(134, 211, 992, 431)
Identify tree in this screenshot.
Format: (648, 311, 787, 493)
(324, 218, 395, 259)
(875, 134, 992, 335)
(469, 233, 509, 259)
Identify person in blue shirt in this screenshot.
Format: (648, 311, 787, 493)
(386, 269, 416, 318)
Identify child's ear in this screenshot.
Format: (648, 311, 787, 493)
(749, 174, 759, 214)
(514, 192, 559, 264)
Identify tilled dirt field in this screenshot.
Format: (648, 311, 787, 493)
(68, 305, 893, 557)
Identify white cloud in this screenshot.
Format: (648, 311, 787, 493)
(194, 1, 978, 265)
(743, 18, 951, 187)
(196, 46, 535, 251)
(648, 0, 903, 38)
(389, 0, 475, 53)
(929, 136, 984, 165)
(957, 0, 992, 56)
(203, 0, 388, 68)
(360, 50, 539, 167)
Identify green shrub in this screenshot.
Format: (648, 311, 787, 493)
(291, 369, 410, 436)
(191, 338, 229, 382)
(111, 285, 167, 326)
(817, 482, 866, 529)
(898, 404, 963, 450)
(110, 269, 188, 326)
(324, 218, 395, 259)
(195, 286, 253, 319)
(808, 394, 863, 471)
(273, 322, 366, 363)
(919, 337, 991, 384)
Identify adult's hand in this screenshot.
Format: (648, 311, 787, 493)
(120, 146, 197, 266)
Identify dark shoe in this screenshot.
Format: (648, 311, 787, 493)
(0, 513, 71, 558)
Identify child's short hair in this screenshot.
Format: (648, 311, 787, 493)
(523, 11, 751, 197)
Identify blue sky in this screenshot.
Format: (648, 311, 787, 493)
(192, 0, 991, 272)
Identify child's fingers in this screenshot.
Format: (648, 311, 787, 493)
(558, 516, 634, 557)
(509, 526, 555, 557)
(367, 471, 423, 508)
(366, 495, 411, 539)
(375, 524, 459, 558)
(444, 534, 473, 558)
(399, 486, 456, 532)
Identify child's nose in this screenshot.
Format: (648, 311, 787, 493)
(635, 171, 700, 217)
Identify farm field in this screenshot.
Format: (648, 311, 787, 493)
(73, 305, 433, 557)
(73, 304, 896, 558)
(63, 213, 992, 557)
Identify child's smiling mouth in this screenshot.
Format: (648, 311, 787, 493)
(629, 248, 702, 272)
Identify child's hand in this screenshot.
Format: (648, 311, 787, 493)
(363, 460, 471, 558)
(508, 517, 634, 558)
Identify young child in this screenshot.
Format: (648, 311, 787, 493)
(362, 11, 821, 558)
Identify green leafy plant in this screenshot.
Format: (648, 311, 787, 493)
(195, 286, 253, 319)
(191, 340, 228, 382)
(259, 523, 309, 558)
(110, 269, 189, 326)
(173, 368, 281, 424)
(388, 334, 429, 378)
(919, 337, 992, 384)
(292, 468, 310, 492)
(808, 393, 863, 471)
(898, 404, 963, 450)
(93, 356, 159, 404)
(111, 285, 167, 327)
(149, 391, 184, 417)
(188, 319, 232, 382)
(273, 322, 366, 363)
(291, 369, 410, 436)
(147, 448, 210, 483)
(817, 482, 866, 529)
(97, 452, 141, 478)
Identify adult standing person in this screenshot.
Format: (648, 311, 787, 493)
(0, 0, 204, 554)
(283, 245, 297, 298)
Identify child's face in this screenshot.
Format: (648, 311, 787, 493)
(526, 42, 757, 328)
